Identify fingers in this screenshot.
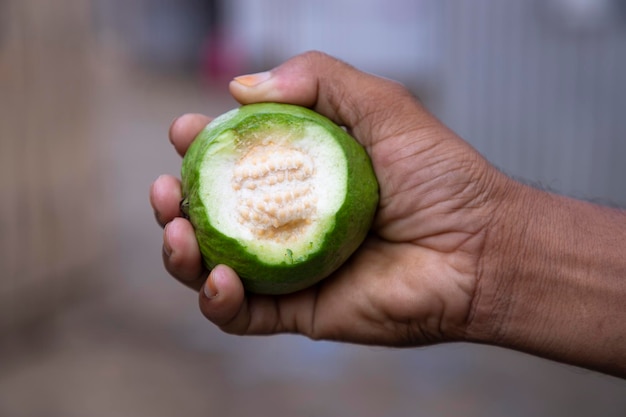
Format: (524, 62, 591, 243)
(198, 265, 250, 331)
(152, 114, 211, 226)
(169, 113, 212, 157)
(162, 217, 206, 290)
(195, 238, 412, 342)
(151, 177, 206, 290)
(150, 175, 182, 227)
(149, 115, 212, 291)
(198, 264, 321, 336)
(229, 51, 426, 148)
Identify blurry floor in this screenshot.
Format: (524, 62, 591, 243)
(1, 56, 625, 417)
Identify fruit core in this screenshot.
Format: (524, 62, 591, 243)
(231, 142, 317, 243)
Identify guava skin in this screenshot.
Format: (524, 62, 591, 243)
(181, 103, 379, 295)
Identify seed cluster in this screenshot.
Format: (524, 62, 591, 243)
(232, 144, 317, 241)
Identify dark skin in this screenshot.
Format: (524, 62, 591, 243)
(150, 51, 626, 378)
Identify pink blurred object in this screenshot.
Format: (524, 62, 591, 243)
(200, 26, 247, 86)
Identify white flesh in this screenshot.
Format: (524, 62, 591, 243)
(199, 124, 347, 263)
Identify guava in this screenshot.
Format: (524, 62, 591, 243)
(181, 103, 379, 295)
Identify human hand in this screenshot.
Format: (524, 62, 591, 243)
(150, 51, 515, 346)
(151, 51, 626, 378)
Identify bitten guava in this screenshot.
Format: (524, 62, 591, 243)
(181, 103, 379, 294)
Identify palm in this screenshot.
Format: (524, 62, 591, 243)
(227, 108, 492, 346)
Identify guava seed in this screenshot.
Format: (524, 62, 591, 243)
(232, 143, 317, 242)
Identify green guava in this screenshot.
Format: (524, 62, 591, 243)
(181, 103, 379, 295)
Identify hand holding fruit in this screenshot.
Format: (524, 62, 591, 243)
(150, 52, 626, 377)
(151, 51, 506, 345)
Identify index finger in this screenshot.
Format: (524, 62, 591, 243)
(169, 113, 213, 157)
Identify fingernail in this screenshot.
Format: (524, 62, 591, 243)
(233, 71, 271, 87)
(204, 271, 219, 299)
(163, 223, 173, 257)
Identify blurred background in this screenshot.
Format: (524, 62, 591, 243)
(1, 0, 625, 415)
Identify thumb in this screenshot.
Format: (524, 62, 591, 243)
(228, 51, 432, 149)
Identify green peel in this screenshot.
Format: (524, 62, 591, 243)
(181, 103, 379, 294)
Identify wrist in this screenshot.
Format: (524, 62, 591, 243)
(465, 177, 535, 344)
(467, 179, 626, 376)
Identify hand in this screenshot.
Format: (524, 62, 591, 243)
(150, 51, 512, 345)
(152, 52, 626, 377)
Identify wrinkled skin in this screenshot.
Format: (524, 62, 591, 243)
(150, 51, 512, 346)
(151, 52, 626, 379)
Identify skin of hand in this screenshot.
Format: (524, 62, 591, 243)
(150, 51, 626, 377)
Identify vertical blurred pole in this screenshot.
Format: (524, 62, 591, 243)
(0, 0, 105, 333)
